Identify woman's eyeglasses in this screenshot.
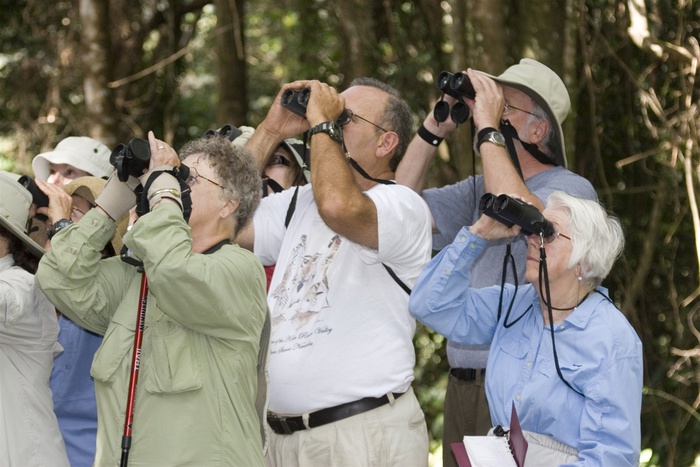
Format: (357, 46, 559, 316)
(337, 109, 388, 133)
(543, 231, 572, 243)
(185, 166, 226, 190)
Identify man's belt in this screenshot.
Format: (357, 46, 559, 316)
(450, 367, 486, 381)
(267, 392, 406, 435)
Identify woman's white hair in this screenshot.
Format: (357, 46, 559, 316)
(546, 191, 625, 287)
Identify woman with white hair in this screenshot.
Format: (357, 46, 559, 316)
(409, 191, 642, 466)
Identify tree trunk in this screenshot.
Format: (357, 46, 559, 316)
(216, 0, 248, 126)
(80, 0, 118, 147)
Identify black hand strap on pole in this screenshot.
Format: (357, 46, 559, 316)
(120, 269, 149, 467)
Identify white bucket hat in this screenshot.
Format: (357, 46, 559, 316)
(32, 136, 114, 181)
(0, 171, 45, 258)
(480, 58, 570, 168)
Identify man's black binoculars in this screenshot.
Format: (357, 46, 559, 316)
(281, 87, 351, 124)
(479, 193, 554, 237)
(433, 71, 476, 124)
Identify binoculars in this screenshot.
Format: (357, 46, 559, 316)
(479, 193, 554, 237)
(433, 71, 476, 124)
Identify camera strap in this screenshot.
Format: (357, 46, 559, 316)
(138, 169, 192, 223)
(500, 120, 557, 168)
(281, 154, 411, 295)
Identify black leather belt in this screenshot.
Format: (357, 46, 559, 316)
(267, 392, 406, 435)
(450, 367, 486, 381)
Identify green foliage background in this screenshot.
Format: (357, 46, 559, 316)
(1, 0, 700, 465)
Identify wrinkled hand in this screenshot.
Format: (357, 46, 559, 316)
(147, 132, 179, 168)
(466, 69, 505, 132)
(305, 80, 345, 127)
(470, 213, 521, 240)
(256, 81, 314, 141)
(36, 179, 73, 224)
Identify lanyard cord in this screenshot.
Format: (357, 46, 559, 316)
(496, 241, 532, 327)
(538, 235, 584, 397)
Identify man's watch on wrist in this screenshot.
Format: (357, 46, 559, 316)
(476, 127, 506, 152)
(47, 218, 73, 239)
(309, 121, 344, 144)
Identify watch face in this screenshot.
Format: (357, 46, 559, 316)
(491, 132, 506, 145)
(312, 122, 343, 143)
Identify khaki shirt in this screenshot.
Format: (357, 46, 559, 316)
(37, 205, 267, 466)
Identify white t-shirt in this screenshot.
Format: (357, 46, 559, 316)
(254, 183, 432, 414)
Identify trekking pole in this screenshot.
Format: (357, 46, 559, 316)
(120, 269, 148, 467)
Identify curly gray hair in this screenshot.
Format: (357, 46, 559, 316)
(179, 136, 261, 236)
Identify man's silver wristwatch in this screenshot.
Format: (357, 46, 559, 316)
(309, 121, 344, 144)
(476, 127, 506, 152)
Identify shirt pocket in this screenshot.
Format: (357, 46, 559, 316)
(91, 321, 132, 383)
(495, 331, 528, 361)
(143, 318, 203, 394)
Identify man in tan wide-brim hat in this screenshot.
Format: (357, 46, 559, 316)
(0, 171, 70, 466)
(396, 58, 599, 467)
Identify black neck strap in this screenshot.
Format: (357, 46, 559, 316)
(500, 120, 556, 169)
(263, 178, 285, 197)
(347, 157, 394, 185)
(203, 239, 230, 255)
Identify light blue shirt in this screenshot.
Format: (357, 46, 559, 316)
(409, 228, 643, 466)
(50, 317, 100, 467)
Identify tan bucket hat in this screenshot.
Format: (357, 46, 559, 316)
(479, 58, 570, 168)
(0, 171, 45, 258)
(61, 176, 129, 255)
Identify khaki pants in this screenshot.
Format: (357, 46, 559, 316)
(442, 370, 492, 467)
(266, 387, 428, 467)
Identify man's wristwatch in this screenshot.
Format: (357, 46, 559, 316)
(47, 218, 73, 239)
(476, 127, 506, 152)
(309, 121, 344, 144)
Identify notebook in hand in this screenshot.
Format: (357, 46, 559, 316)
(452, 402, 527, 467)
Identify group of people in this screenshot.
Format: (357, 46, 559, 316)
(0, 57, 643, 467)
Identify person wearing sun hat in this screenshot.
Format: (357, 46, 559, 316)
(395, 58, 598, 467)
(0, 172, 70, 467)
(32, 136, 113, 185)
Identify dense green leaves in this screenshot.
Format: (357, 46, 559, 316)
(1, 0, 699, 463)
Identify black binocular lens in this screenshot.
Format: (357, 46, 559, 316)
(479, 193, 554, 237)
(449, 72, 476, 100)
(281, 88, 311, 117)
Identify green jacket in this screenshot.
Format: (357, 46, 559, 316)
(37, 205, 267, 466)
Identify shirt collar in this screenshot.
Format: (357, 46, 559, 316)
(563, 286, 610, 329)
(0, 254, 14, 272)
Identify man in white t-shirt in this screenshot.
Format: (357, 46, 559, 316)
(236, 77, 432, 466)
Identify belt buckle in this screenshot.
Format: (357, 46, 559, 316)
(268, 414, 294, 435)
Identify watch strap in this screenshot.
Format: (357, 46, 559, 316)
(309, 121, 343, 143)
(476, 127, 504, 151)
(48, 218, 73, 239)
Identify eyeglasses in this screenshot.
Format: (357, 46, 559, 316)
(337, 109, 388, 133)
(71, 206, 88, 218)
(267, 154, 292, 168)
(503, 102, 539, 118)
(542, 231, 572, 244)
(185, 166, 226, 190)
